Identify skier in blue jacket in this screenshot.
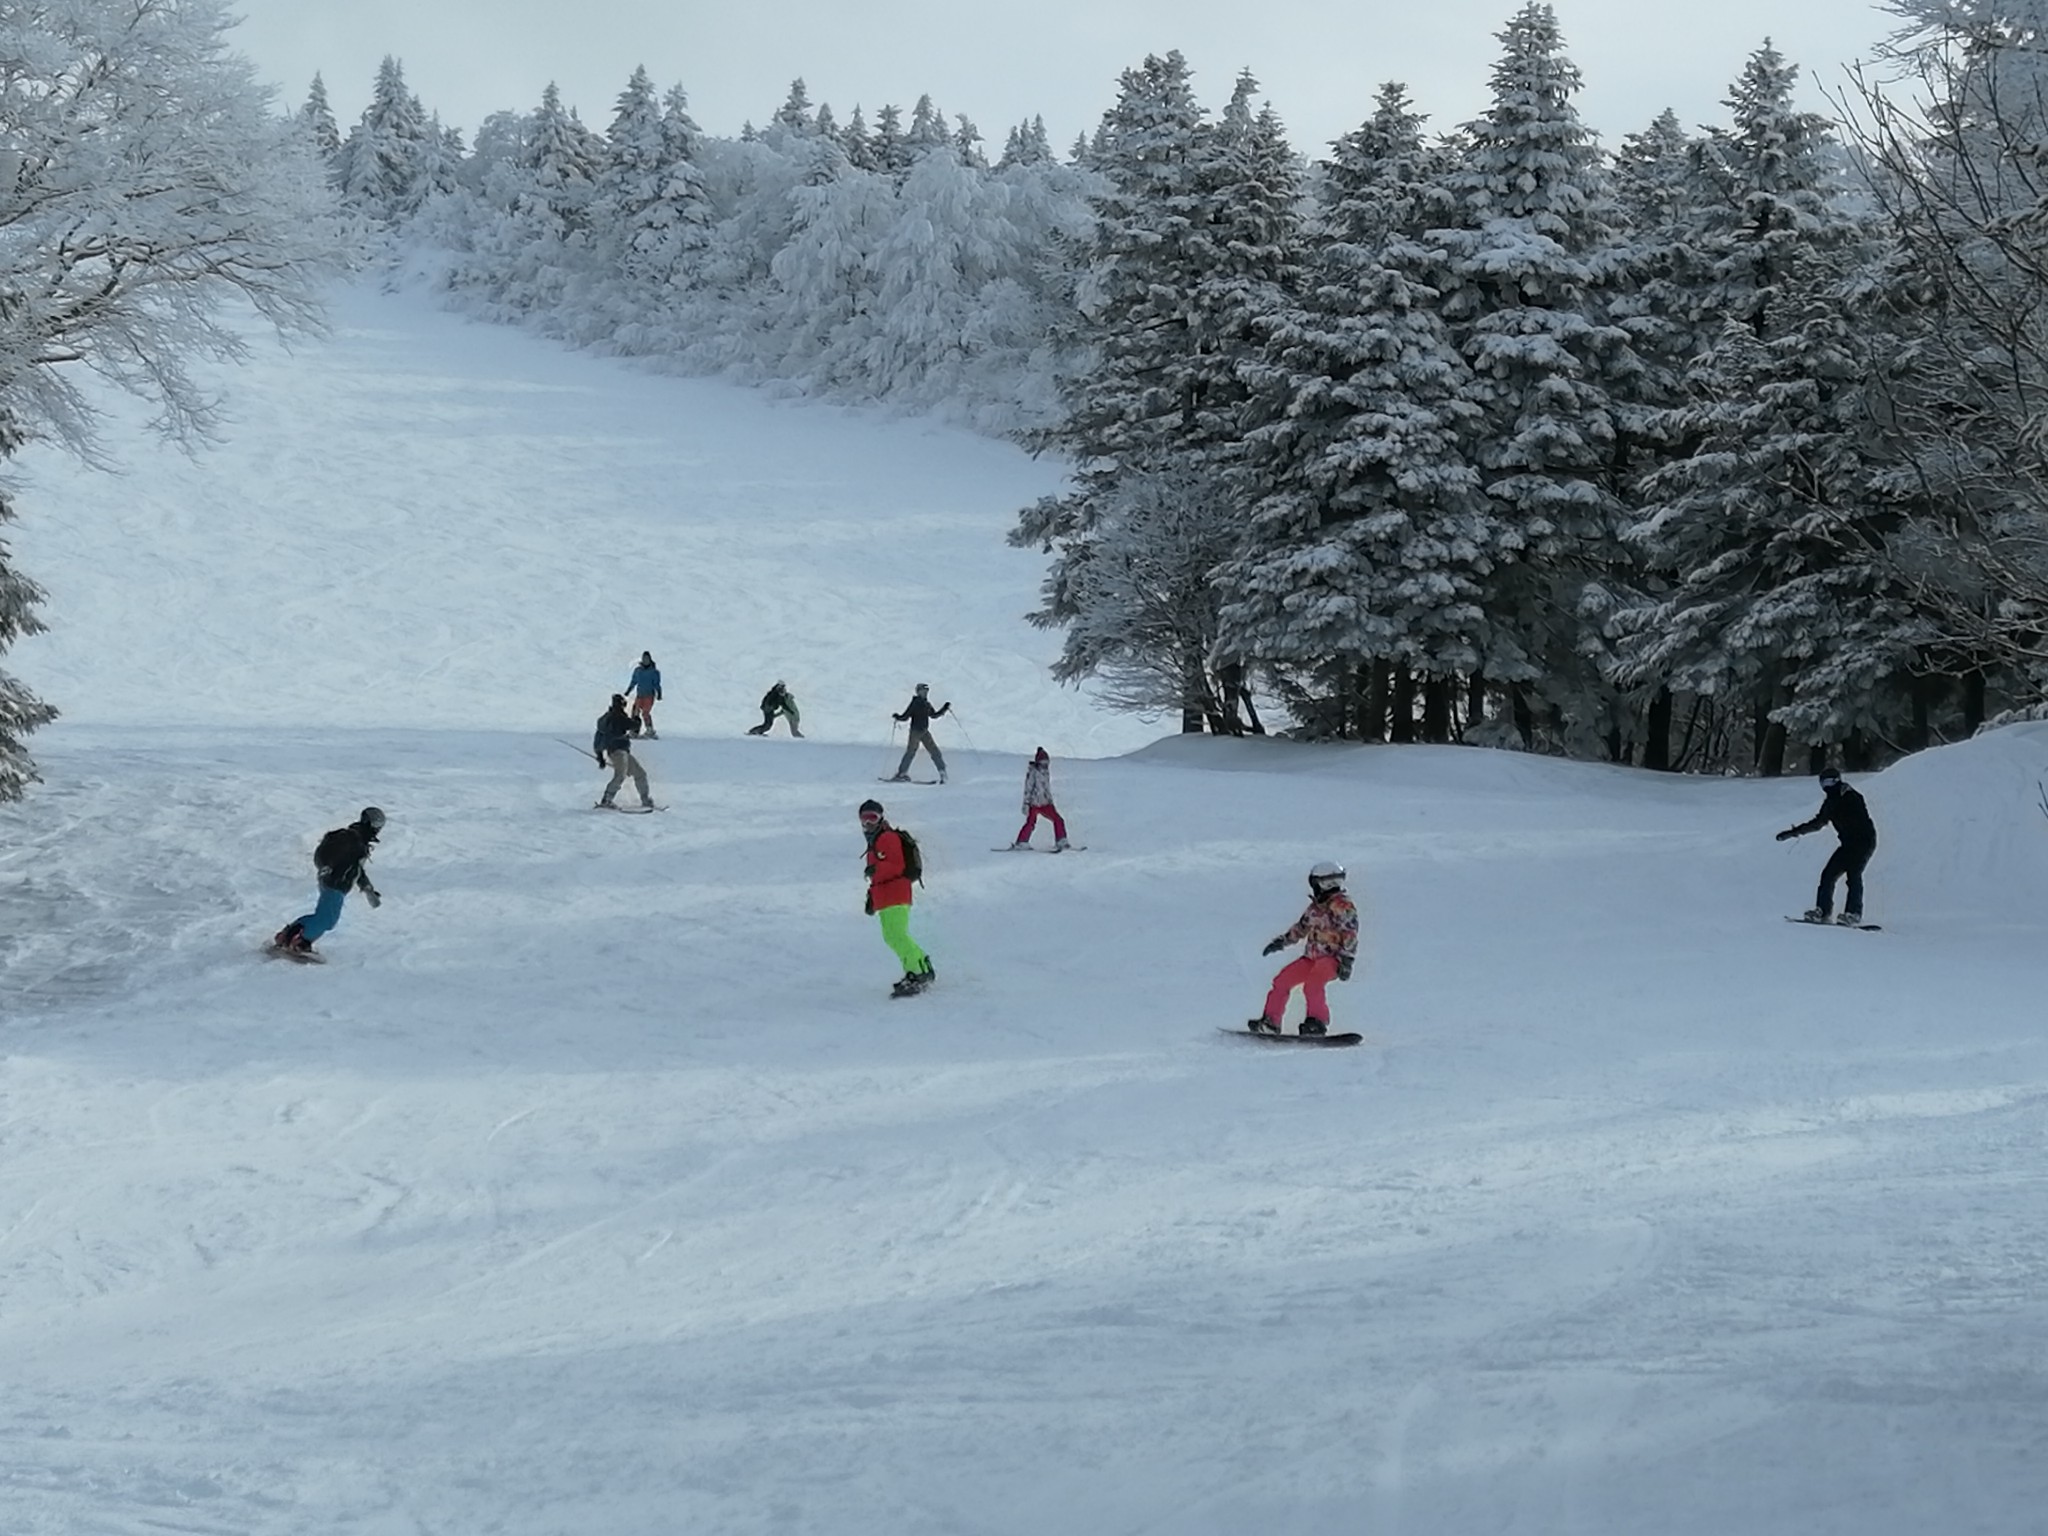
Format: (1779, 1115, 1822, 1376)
(627, 651, 661, 738)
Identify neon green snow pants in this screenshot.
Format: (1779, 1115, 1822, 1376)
(877, 903, 929, 973)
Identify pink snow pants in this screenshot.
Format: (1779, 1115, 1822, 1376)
(1264, 955, 1338, 1024)
(1016, 804, 1067, 844)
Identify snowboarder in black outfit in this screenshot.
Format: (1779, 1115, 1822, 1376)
(272, 807, 385, 956)
(1777, 768, 1877, 925)
(748, 680, 802, 736)
(593, 694, 654, 809)
(888, 683, 951, 783)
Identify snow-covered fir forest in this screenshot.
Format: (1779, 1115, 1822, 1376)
(5, 0, 2048, 793)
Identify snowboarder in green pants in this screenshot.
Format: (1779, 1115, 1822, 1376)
(860, 798, 933, 996)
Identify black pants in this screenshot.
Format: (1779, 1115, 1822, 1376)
(1817, 840, 1875, 915)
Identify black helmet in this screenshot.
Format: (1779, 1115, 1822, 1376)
(358, 806, 387, 833)
(859, 799, 885, 824)
(1819, 769, 1844, 791)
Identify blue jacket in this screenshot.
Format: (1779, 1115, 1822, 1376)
(628, 664, 661, 700)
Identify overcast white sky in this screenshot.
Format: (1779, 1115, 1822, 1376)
(231, 0, 1903, 158)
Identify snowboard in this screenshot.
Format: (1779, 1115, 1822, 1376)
(593, 802, 666, 813)
(262, 942, 326, 965)
(1785, 915, 1882, 932)
(1221, 1027, 1362, 1047)
(878, 778, 941, 786)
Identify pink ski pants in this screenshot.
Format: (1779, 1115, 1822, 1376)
(1264, 955, 1338, 1024)
(1016, 804, 1067, 844)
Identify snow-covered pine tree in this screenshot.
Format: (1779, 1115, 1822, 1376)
(340, 56, 429, 222)
(1616, 44, 1892, 774)
(908, 96, 952, 158)
(0, 417, 58, 799)
(1012, 52, 1277, 730)
(0, 0, 341, 794)
(591, 68, 712, 298)
(1219, 81, 1501, 742)
(299, 74, 343, 167)
(773, 79, 815, 137)
(872, 105, 911, 178)
(1432, 2, 1639, 754)
(841, 107, 879, 171)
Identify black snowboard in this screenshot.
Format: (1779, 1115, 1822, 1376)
(594, 803, 666, 813)
(1221, 1027, 1363, 1047)
(1785, 915, 1882, 932)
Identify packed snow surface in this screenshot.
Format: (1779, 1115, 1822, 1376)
(4, 287, 2046, 1535)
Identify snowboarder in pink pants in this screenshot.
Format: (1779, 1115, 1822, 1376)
(1249, 862, 1358, 1037)
(1010, 747, 1070, 850)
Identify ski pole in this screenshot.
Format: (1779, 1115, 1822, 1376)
(949, 707, 978, 753)
(2037, 778, 2047, 823)
(553, 737, 596, 760)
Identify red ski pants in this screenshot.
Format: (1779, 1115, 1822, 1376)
(1264, 955, 1338, 1024)
(1016, 803, 1067, 844)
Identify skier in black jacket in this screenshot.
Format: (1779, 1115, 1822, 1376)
(593, 693, 653, 809)
(1777, 769, 1877, 924)
(272, 807, 385, 955)
(887, 683, 951, 783)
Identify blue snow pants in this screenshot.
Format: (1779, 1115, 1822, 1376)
(294, 886, 348, 942)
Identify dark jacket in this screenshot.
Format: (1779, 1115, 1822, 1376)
(893, 694, 950, 731)
(761, 683, 793, 711)
(314, 824, 379, 895)
(593, 704, 637, 760)
(1789, 785, 1877, 848)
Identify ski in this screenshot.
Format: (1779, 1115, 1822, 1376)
(1220, 1027, 1362, 1047)
(1785, 915, 1882, 932)
(991, 845, 1087, 853)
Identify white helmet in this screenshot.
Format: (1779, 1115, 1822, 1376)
(1308, 861, 1345, 896)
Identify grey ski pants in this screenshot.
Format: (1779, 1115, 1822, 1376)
(603, 747, 650, 806)
(895, 729, 946, 778)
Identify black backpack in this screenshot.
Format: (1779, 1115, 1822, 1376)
(894, 826, 924, 885)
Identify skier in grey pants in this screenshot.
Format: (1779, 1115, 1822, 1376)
(888, 683, 951, 783)
(593, 694, 653, 808)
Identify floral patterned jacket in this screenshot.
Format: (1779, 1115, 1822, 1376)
(1273, 891, 1358, 963)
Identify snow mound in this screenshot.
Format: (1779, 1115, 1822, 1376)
(1861, 722, 2048, 920)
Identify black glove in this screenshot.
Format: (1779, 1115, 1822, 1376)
(365, 888, 382, 909)
(1262, 938, 1286, 956)
(1337, 958, 1353, 982)
(1775, 829, 1796, 842)
(595, 754, 605, 768)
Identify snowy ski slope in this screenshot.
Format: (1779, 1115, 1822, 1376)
(2, 285, 2046, 1536)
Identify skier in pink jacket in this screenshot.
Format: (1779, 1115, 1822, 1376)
(1249, 862, 1359, 1037)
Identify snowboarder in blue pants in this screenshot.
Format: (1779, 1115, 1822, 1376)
(273, 807, 385, 955)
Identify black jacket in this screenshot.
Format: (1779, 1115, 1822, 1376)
(593, 705, 637, 759)
(314, 825, 379, 895)
(894, 695, 950, 731)
(761, 684, 793, 711)
(1790, 786, 1877, 848)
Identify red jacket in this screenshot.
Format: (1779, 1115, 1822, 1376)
(865, 827, 914, 911)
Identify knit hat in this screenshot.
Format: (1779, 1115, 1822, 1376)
(610, 693, 626, 709)
(858, 799, 884, 822)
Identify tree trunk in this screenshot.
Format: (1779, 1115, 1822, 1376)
(1390, 664, 1418, 745)
(1465, 672, 1486, 740)
(1363, 661, 1391, 744)
(1421, 675, 1452, 743)
(1909, 674, 1933, 752)
(1963, 668, 1988, 734)
(1510, 683, 1535, 750)
(1642, 687, 1673, 772)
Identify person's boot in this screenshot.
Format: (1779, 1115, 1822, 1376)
(1247, 1015, 1280, 1035)
(1838, 910, 1863, 926)
(1054, 838, 1070, 852)
(1300, 1018, 1328, 1037)
(272, 922, 302, 951)
(1802, 907, 1829, 923)
(791, 727, 804, 738)
(938, 769, 948, 784)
